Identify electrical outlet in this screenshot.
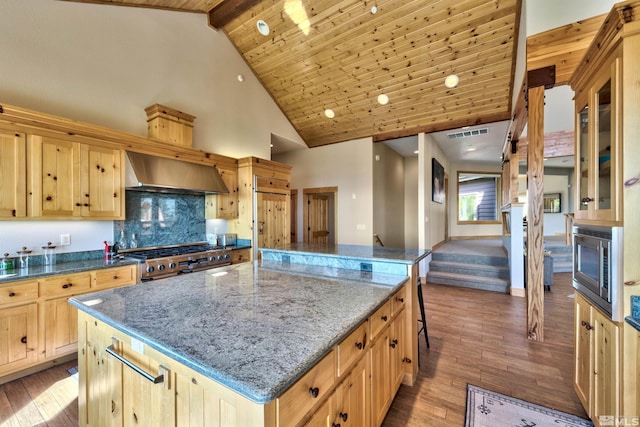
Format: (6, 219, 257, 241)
(60, 234, 71, 246)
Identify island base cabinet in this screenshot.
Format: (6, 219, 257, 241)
(78, 311, 273, 427)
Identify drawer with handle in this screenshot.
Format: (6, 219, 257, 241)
(277, 349, 336, 427)
(370, 299, 391, 340)
(94, 265, 136, 289)
(391, 284, 406, 317)
(0, 280, 38, 307)
(337, 320, 368, 377)
(40, 272, 91, 298)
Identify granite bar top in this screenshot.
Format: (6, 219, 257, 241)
(0, 258, 140, 284)
(626, 316, 640, 332)
(265, 243, 430, 265)
(69, 261, 407, 404)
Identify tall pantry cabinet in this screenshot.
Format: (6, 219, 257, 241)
(229, 157, 292, 260)
(569, 2, 640, 424)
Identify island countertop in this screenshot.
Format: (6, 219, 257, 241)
(69, 260, 408, 404)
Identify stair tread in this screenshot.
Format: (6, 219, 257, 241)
(427, 270, 510, 284)
(430, 260, 509, 271)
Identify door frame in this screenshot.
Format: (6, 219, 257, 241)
(290, 189, 298, 243)
(303, 187, 338, 244)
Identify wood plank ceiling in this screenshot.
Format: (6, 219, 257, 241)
(63, 0, 521, 148)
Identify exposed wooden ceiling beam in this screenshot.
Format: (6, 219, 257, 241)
(517, 130, 575, 159)
(208, 0, 262, 29)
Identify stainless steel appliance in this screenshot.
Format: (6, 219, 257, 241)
(573, 224, 623, 320)
(220, 233, 237, 247)
(121, 242, 232, 281)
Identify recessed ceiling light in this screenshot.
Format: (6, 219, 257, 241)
(237, 74, 245, 82)
(467, 147, 476, 152)
(270, 144, 274, 148)
(324, 109, 335, 119)
(377, 94, 389, 105)
(371, 6, 378, 14)
(413, 150, 419, 154)
(444, 74, 459, 89)
(257, 20, 270, 36)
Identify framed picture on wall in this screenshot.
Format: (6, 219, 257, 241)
(543, 193, 561, 213)
(432, 158, 445, 204)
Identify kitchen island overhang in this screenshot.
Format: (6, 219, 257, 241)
(69, 261, 408, 404)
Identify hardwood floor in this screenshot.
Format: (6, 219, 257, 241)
(0, 273, 585, 426)
(383, 272, 587, 426)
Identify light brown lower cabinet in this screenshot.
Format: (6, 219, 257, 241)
(0, 264, 137, 382)
(78, 281, 410, 427)
(574, 292, 620, 426)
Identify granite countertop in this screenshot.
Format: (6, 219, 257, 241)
(625, 295, 640, 332)
(0, 258, 140, 284)
(69, 261, 408, 404)
(263, 243, 430, 265)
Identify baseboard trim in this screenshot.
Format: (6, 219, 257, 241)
(511, 288, 526, 298)
(449, 235, 502, 240)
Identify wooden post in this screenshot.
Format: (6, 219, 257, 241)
(526, 84, 546, 342)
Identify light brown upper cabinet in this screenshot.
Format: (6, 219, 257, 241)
(205, 164, 239, 219)
(28, 134, 124, 220)
(0, 130, 27, 218)
(573, 52, 621, 224)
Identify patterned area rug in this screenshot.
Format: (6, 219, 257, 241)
(465, 384, 594, 427)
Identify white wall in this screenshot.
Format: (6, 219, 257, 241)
(273, 138, 374, 246)
(373, 144, 405, 248)
(417, 134, 448, 250)
(0, 0, 303, 255)
(525, 0, 618, 36)
(404, 157, 419, 249)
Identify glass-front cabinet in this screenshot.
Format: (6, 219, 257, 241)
(573, 53, 621, 224)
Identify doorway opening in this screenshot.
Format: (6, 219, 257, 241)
(303, 187, 337, 244)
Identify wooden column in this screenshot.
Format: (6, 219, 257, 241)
(526, 84, 546, 342)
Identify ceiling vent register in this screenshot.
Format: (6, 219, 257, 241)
(447, 128, 489, 139)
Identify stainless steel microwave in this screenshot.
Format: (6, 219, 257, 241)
(573, 225, 623, 321)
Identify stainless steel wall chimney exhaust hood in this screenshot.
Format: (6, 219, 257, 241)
(125, 152, 229, 195)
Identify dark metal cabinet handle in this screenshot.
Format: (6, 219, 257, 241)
(396, 297, 404, 303)
(308, 387, 319, 398)
(340, 412, 348, 422)
(355, 341, 363, 350)
(8, 292, 15, 297)
(381, 315, 388, 322)
(62, 283, 73, 289)
(21, 336, 27, 344)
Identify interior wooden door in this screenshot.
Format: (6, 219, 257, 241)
(256, 192, 289, 249)
(307, 194, 330, 244)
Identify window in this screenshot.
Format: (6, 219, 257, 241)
(457, 172, 501, 223)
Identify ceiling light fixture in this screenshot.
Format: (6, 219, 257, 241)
(371, 6, 378, 14)
(257, 20, 270, 36)
(324, 109, 335, 119)
(377, 94, 389, 105)
(413, 150, 419, 154)
(444, 74, 459, 89)
(237, 74, 245, 82)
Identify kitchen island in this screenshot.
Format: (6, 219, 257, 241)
(70, 245, 426, 427)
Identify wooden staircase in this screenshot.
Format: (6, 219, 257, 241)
(426, 250, 510, 293)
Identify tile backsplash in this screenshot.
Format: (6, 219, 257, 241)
(115, 191, 205, 248)
(632, 295, 640, 318)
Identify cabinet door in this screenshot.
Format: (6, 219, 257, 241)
(332, 354, 370, 427)
(0, 303, 37, 375)
(575, 96, 590, 220)
(44, 297, 79, 358)
(256, 192, 289, 249)
(81, 144, 124, 219)
(217, 166, 239, 219)
(574, 293, 593, 413)
(592, 308, 620, 422)
(28, 135, 81, 217)
(370, 330, 391, 427)
(390, 309, 405, 394)
(0, 130, 26, 218)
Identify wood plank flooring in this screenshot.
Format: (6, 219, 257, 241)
(0, 273, 585, 426)
(383, 272, 587, 426)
